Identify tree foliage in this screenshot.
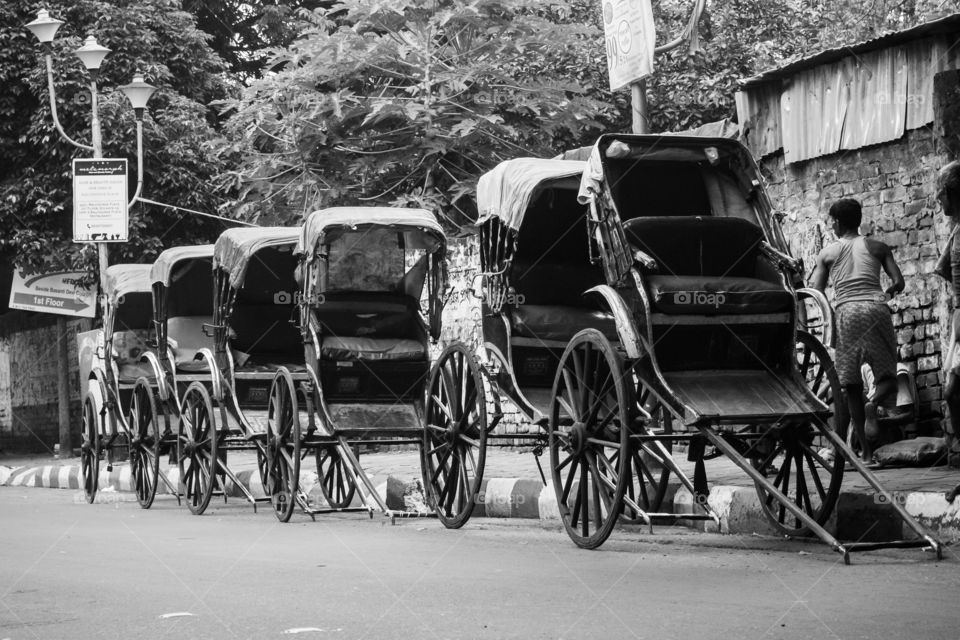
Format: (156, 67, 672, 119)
(0, 0, 233, 282)
(644, 0, 954, 133)
(182, 0, 335, 80)
(216, 0, 620, 228)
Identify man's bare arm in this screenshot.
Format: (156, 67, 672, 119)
(811, 249, 830, 294)
(876, 242, 905, 296)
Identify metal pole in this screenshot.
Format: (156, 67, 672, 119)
(57, 316, 71, 457)
(631, 79, 649, 134)
(89, 79, 109, 299)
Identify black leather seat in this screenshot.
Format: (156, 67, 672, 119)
(623, 216, 793, 315)
(509, 261, 617, 341)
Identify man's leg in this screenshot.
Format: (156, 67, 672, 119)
(843, 383, 871, 462)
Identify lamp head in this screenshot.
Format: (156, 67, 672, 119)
(26, 9, 64, 45)
(73, 35, 110, 78)
(120, 73, 156, 120)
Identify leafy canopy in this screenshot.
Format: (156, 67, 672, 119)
(216, 0, 618, 228)
(0, 0, 233, 282)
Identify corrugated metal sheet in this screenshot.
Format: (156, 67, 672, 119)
(736, 31, 960, 163)
(839, 45, 907, 153)
(735, 83, 782, 158)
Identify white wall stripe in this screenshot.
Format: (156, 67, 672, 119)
(0, 466, 13, 485)
(58, 466, 73, 489)
(483, 478, 518, 518)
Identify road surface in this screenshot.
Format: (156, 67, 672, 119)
(0, 487, 957, 639)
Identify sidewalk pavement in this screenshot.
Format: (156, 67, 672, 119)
(2, 448, 959, 544)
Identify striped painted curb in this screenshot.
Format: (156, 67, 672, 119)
(4, 463, 957, 542)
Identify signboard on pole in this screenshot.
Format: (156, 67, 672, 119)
(10, 271, 97, 318)
(601, 0, 656, 91)
(8, 270, 96, 318)
(73, 158, 128, 242)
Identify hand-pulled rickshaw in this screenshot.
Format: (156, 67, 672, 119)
(270, 207, 446, 523)
(445, 138, 942, 562)
(116, 244, 217, 509)
(173, 227, 304, 518)
(81, 263, 157, 504)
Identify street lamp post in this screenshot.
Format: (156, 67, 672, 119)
(25, 9, 156, 456)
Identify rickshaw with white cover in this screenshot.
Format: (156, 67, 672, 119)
(80, 263, 159, 505)
(172, 227, 306, 519)
(443, 139, 943, 561)
(114, 244, 218, 509)
(276, 207, 446, 522)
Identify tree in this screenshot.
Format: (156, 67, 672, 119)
(182, 0, 336, 80)
(643, 0, 953, 134)
(215, 0, 619, 228)
(0, 0, 234, 284)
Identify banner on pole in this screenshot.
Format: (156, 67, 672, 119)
(601, 0, 656, 91)
(73, 158, 128, 242)
(8, 270, 96, 318)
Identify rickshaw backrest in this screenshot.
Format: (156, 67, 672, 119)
(511, 261, 606, 308)
(624, 216, 764, 278)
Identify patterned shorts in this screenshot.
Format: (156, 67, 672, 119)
(835, 301, 897, 386)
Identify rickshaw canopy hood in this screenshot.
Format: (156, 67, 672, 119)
(577, 134, 766, 204)
(296, 207, 444, 259)
(214, 227, 301, 289)
(150, 244, 215, 286)
(476, 158, 586, 232)
(103, 264, 152, 303)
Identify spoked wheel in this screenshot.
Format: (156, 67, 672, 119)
(751, 331, 845, 535)
(315, 446, 358, 509)
(81, 391, 101, 504)
(422, 343, 487, 529)
(177, 382, 218, 515)
(621, 380, 674, 523)
(549, 329, 632, 549)
(129, 378, 161, 509)
(266, 369, 301, 523)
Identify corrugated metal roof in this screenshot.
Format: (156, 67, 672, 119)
(740, 12, 960, 89)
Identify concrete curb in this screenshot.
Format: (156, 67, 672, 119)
(3, 463, 958, 543)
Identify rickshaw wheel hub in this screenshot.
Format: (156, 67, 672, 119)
(569, 422, 587, 454)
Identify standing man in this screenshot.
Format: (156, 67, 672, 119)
(812, 198, 905, 464)
(934, 161, 960, 500)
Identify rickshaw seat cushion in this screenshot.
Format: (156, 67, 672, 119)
(320, 336, 426, 362)
(167, 316, 214, 366)
(623, 216, 765, 278)
(117, 361, 155, 384)
(647, 275, 793, 314)
(510, 305, 617, 342)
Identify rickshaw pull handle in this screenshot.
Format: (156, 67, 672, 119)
(760, 242, 801, 273)
(632, 249, 658, 271)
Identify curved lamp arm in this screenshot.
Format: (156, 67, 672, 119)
(128, 119, 143, 208)
(43, 52, 94, 152)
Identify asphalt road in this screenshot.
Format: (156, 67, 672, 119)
(0, 487, 957, 640)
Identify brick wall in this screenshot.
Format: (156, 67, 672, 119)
(0, 312, 89, 453)
(760, 126, 953, 431)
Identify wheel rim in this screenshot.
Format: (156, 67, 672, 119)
(752, 331, 845, 535)
(549, 330, 631, 549)
(315, 446, 357, 509)
(81, 394, 100, 504)
(266, 371, 301, 522)
(422, 344, 487, 529)
(177, 383, 217, 515)
(129, 379, 160, 509)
